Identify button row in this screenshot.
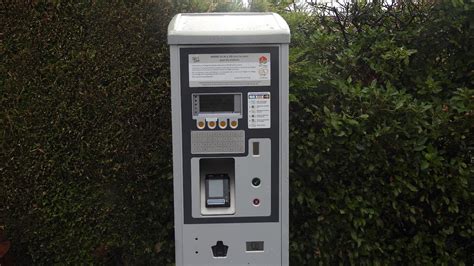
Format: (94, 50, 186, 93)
(196, 118, 238, 130)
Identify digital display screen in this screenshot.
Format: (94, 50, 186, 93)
(199, 95, 234, 113)
(208, 179, 224, 197)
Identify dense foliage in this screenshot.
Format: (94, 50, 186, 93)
(287, 1, 473, 264)
(1, 0, 472, 264)
(1, 1, 174, 264)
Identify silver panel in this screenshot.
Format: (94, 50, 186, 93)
(196, 158, 236, 216)
(280, 44, 290, 266)
(182, 223, 281, 266)
(171, 42, 289, 266)
(234, 139, 272, 216)
(191, 130, 245, 154)
(191, 139, 272, 218)
(170, 45, 184, 266)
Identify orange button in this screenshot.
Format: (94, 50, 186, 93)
(230, 121, 238, 127)
(197, 121, 205, 128)
(209, 121, 216, 127)
(220, 121, 227, 127)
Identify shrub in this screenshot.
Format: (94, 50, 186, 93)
(286, 1, 473, 264)
(1, 1, 174, 264)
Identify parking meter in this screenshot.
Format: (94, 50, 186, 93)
(168, 13, 290, 266)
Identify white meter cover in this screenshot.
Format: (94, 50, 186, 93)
(168, 12, 290, 44)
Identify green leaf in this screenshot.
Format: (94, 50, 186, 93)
(420, 160, 429, 170)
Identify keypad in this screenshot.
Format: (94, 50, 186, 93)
(191, 130, 245, 154)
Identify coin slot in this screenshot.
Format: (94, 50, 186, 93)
(252, 142, 260, 156)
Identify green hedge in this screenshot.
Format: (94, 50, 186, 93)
(2, 1, 174, 264)
(1, 0, 472, 264)
(287, 1, 473, 264)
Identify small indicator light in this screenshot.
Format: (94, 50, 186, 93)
(230, 120, 238, 129)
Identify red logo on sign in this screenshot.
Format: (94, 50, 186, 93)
(259, 56, 268, 64)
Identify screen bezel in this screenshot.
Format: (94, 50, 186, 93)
(192, 93, 242, 119)
(198, 94, 235, 113)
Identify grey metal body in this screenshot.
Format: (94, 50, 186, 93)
(169, 13, 290, 266)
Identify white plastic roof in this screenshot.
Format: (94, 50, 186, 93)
(168, 13, 290, 44)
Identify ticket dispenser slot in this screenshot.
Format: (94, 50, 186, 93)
(200, 158, 235, 215)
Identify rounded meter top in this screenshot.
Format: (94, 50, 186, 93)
(168, 12, 290, 45)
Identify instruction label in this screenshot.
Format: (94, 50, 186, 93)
(248, 92, 271, 129)
(189, 53, 271, 87)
